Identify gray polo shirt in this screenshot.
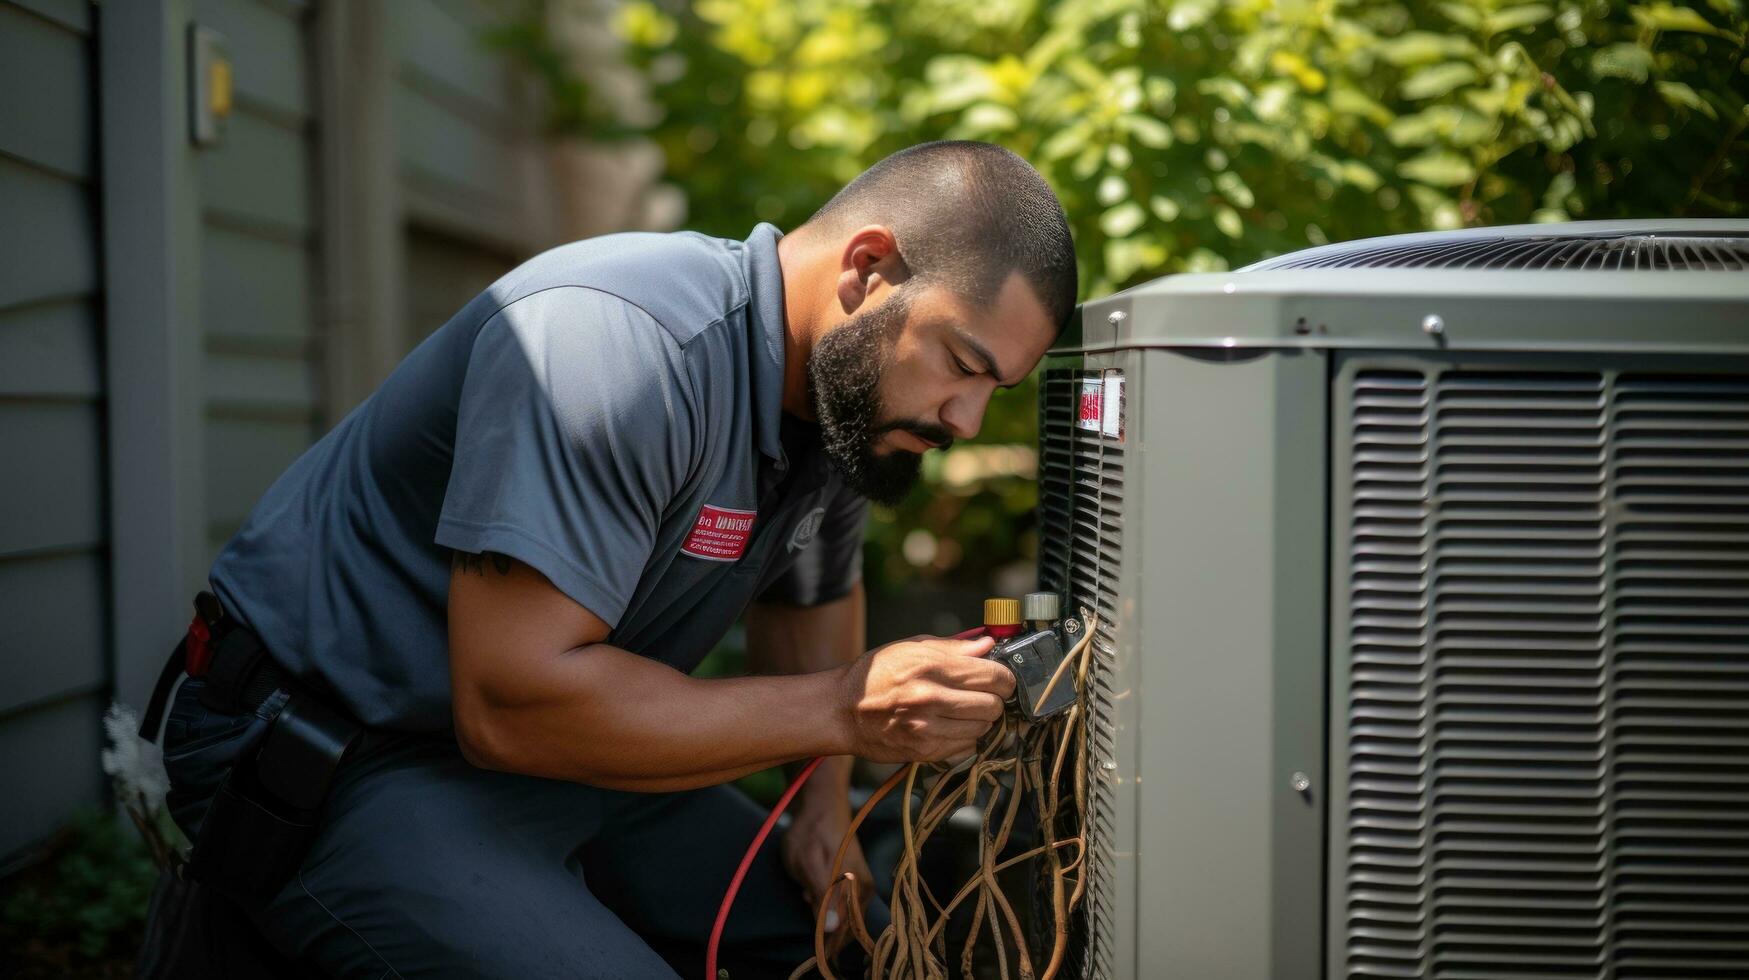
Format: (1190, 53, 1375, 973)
(209, 224, 868, 732)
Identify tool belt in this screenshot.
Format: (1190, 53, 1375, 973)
(140, 592, 362, 911)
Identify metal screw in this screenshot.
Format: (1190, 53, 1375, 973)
(1421, 313, 1445, 337)
(1062, 618, 1082, 636)
(1011, 653, 1026, 665)
(1290, 771, 1311, 794)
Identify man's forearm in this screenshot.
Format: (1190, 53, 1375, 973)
(456, 641, 851, 790)
(747, 584, 867, 812)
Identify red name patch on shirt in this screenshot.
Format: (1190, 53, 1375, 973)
(681, 504, 757, 561)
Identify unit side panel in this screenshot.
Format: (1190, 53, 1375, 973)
(1132, 347, 1328, 979)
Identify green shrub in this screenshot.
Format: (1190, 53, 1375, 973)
(1, 808, 157, 973)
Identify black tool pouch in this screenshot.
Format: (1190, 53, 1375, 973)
(188, 690, 361, 910)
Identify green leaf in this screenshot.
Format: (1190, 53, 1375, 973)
(1167, 0, 1218, 32)
(1591, 43, 1654, 83)
(1399, 150, 1477, 186)
(1487, 4, 1554, 33)
(1439, 2, 1482, 29)
(1183, 247, 1230, 273)
(1121, 113, 1174, 148)
(1072, 144, 1105, 179)
(922, 55, 998, 113)
(1196, 76, 1252, 106)
(1630, 3, 1732, 37)
(1341, 160, 1384, 191)
(1657, 80, 1719, 117)
(1100, 201, 1147, 237)
(1149, 194, 1182, 222)
(1385, 108, 1441, 145)
(1378, 31, 1479, 67)
(959, 102, 1019, 133)
(1104, 234, 1169, 281)
(1097, 174, 1128, 206)
(1040, 123, 1090, 161)
(1214, 205, 1244, 239)
(1390, 105, 1497, 147)
(1330, 85, 1396, 126)
(1216, 171, 1255, 208)
(1402, 62, 1480, 100)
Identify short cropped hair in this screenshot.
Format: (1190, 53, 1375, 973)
(804, 141, 1077, 328)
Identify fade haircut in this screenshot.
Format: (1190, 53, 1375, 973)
(804, 141, 1077, 329)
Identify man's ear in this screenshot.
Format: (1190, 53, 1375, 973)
(835, 224, 905, 314)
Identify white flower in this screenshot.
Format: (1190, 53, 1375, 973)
(101, 701, 170, 815)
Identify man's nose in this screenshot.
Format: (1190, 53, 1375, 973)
(941, 390, 990, 442)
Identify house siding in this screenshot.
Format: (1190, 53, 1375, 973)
(194, 0, 322, 563)
(0, 0, 108, 857)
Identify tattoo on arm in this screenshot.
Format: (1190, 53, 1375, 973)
(451, 551, 514, 576)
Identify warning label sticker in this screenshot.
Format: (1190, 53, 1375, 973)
(1076, 373, 1124, 440)
(682, 504, 757, 562)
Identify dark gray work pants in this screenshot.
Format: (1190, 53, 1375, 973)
(163, 676, 885, 979)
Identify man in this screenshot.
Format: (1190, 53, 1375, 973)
(159, 140, 1076, 977)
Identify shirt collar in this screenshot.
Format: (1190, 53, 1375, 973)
(743, 222, 788, 462)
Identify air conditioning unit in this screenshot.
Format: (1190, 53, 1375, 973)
(1036, 220, 1749, 978)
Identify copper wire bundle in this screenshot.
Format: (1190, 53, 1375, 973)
(795, 613, 1100, 980)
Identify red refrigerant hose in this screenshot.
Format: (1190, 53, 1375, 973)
(705, 625, 991, 979)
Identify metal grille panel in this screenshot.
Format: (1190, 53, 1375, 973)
(1252, 235, 1749, 272)
(1339, 363, 1749, 979)
(1039, 367, 1124, 977)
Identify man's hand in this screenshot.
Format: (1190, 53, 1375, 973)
(837, 635, 1013, 762)
(781, 796, 874, 938)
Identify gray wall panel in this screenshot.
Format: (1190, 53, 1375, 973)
(0, 158, 95, 309)
(203, 351, 318, 417)
(196, 0, 320, 573)
(0, 403, 104, 557)
(0, 0, 107, 858)
(392, 0, 515, 120)
(0, 298, 102, 398)
(0, 552, 106, 715)
(0, 2, 92, 179)
(201, 225, 314, 344)
(202, 416, 313, 535)
(193, 0, 309, 119)
(9, 0, 88, 33)
(198, 111, 311, 235)
(0, 697, 106, 857)
(387, 1, 541, 270)
(394, 82, 518, 208)
(404, 226, 514, 348)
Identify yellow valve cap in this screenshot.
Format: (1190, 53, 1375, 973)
(983, 597, 1020, 627)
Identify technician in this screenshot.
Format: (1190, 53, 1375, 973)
(155, 140, 1076, 977)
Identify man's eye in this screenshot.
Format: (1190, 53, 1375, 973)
(952, 356, 976, 377)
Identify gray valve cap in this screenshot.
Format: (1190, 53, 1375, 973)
(1021, 591, 1060, 622)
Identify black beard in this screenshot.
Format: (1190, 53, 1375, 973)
(807, 291, 954, 506)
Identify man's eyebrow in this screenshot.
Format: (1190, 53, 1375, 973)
(953, 328, 1022, 389)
